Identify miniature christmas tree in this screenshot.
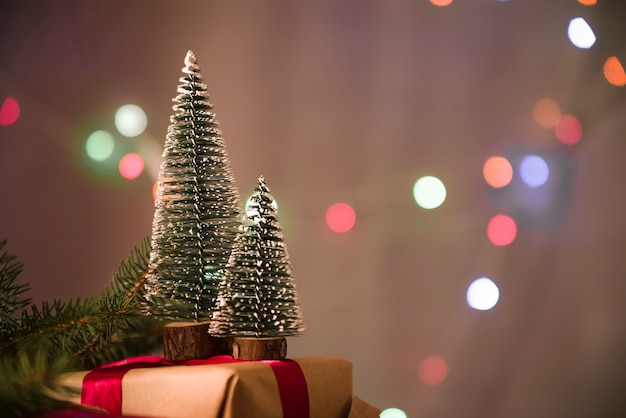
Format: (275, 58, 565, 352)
(210, 176, 306, 360)
(144, 50, 242, 360)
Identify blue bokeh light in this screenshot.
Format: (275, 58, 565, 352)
(519, 155, 549, 188)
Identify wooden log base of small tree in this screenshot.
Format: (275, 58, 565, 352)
(163, 321, 231, 362)
(231, 337, 287, 360)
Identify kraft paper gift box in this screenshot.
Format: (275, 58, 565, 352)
(57, 356, 380, 418)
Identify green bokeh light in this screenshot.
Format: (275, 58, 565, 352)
(85, 130, 115, 161)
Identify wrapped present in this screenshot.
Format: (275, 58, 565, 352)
(57, 356, 379, 418)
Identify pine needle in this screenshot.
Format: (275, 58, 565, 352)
(0, 236, 164, 414)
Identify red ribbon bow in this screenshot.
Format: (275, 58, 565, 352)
(81, 355, 309, 418)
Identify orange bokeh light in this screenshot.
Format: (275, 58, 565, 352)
(603, 56, 626, 87)
(532, 98, 561, 129)
(577, 0, 597, 5)
(483, 156, 513, 188)
(429, 0, 453, 6)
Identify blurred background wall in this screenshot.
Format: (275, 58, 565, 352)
(2, 1, 626, 417)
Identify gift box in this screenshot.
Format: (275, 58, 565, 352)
(57, 356, 380, 418)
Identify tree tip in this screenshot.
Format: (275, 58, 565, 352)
(184, 50, 197, 67)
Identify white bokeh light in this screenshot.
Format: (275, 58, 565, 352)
(413, 176, 447, 209)
(466, 277, 500, 311)
(115, 104, 148, 137)
(568, 17, 596, 49)
(245, 194, 278, 217)
(380, 408, 408, 418)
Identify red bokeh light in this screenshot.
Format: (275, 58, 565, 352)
(326, 202, 356, 233)
(0, 97, 20, 126)
(119, 153, 145, 180)
(555, 115, 583, 145)
(487, 214, 517, 246)
(418, 355, 448, 386)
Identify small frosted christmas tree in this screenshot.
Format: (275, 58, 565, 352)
(210, 176, 306, 360)
(144, 50, 242, 360)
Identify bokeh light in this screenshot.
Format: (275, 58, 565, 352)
(115, 104, 147, 137)
(467, 277, 500, 311)
(577, 0, 597, 5)
(483, 156, 513, 188)
(520, 155, 549, 187)
(326, 202, 356, 233)
(413, 176, 446, 209)
(119, 153, 144, 179)
(380, 408, 408, 418)
(0, 97, 20, 126)
(429, 0, 453, 6)
(417, 355, 449, 386)
(567, 17, 596, 49)
(153, 182, 159, 200)
(532, 97, 561, 129)
(555, 115, 583, 145)
(246, 194, 279, 217)
(487, 214, 517, 246)
(603, 56, 626, 87)
(85, 130, 115, 161)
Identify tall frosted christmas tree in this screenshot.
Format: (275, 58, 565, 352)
(210, 176, 306, 360)
(144, 50, 242, 360)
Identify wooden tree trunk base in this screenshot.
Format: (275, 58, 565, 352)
(231, 337, 287, 360)
(163, 321, 231, 362)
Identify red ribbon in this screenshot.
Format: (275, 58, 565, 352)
(263, 360, 309, 418)
(81, 355, 309, 418)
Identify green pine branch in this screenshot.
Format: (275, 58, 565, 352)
(0, 239, 31, 338)
(0, 350, 77, 417)
(0, 236, 164, 415)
